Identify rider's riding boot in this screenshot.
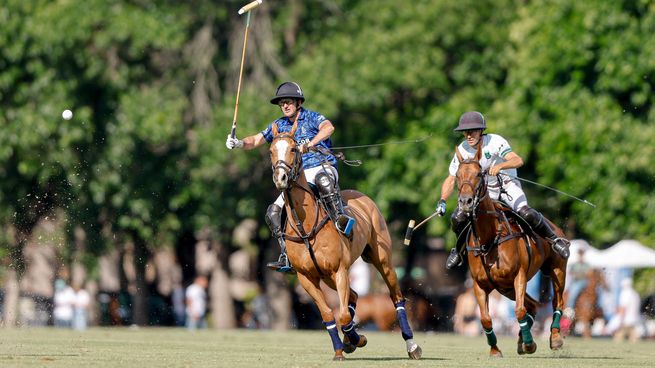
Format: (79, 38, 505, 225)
(316, 172, 355, 237)
(519, 207, 570, 259)
(446, 208, 469, 270)
(265, 204, 294, 273)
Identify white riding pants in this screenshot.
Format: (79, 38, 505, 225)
(274, 165, 339, 207)
(487, 178, 528, 211)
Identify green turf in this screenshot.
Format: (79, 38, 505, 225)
(0, 328, 652, 367)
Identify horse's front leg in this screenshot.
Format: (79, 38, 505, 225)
(334, 265, 367, 353)
(514, 269, 537, 354)
(296, 272, 345, 361)
(472, 280, 502, 358)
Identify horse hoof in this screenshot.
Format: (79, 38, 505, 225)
(407, 345, 422, 360)
(489, 346, 503, 358)
(550, 330, 564, 350)
(522, 342, 537, 354)
(342, 335, 366, 354)
(517, 342, 525, 355)
(333, 354, 345, 361)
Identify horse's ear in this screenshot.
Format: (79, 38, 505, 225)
(272, 122, 279, 137)
(474, 141, 483, 161)
(455, 146, 464, 163)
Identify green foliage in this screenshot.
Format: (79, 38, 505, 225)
(1, 0, 654, 277)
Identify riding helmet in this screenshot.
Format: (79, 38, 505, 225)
(270, 82, 305, 105)
(454, 111, 487, 131)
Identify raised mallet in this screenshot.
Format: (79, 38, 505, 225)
(404, 212, 439, 246)
(231, 0, 264, 139)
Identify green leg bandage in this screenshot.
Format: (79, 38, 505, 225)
(551, 309, 562, 330)
(484, 327, 497, 347)
(518, 317, 534, 345)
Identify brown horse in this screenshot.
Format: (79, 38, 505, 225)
(572, 269, 606, 338)
(269, 122, 422, 361)
(454, 144, 568, 357)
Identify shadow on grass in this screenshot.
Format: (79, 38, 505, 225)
(344, 357, 448, 361)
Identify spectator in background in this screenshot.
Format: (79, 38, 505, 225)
(186, 275, 208, 330)
(53, 279, 75, 328)
(349, 257, 371, 297)
(453, 278, 480, 337)
(72, 283, 91, 330)
(613, 278, 642, 342)
(172, 283, 186, 327)
(565, 248, 591, 318)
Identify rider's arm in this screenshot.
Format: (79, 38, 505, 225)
(307, 120, 335, 148)
(439, 175, 457, 201)
(241, 132, 267, 150)
(489, 151, 524, 176)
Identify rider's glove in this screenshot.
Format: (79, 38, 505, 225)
(436, 199, 447, 216)
(225, 135, 244, 150)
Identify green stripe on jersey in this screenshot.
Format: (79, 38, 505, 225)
(500, 148, 512, 157)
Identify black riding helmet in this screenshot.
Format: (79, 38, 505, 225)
(270, 82, 305, 105)
(454, 111, 487, 131)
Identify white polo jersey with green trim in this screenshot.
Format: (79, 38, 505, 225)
(448, 133, 517, 188)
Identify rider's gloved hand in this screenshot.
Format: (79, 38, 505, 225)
(225, 135, 244, 150)
(299, 142, 313, 154)
(436, 199, 447, 216)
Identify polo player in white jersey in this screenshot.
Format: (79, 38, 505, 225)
(435, 111, 570, 269)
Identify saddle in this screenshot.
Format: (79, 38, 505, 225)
(464, 201, 538, 256)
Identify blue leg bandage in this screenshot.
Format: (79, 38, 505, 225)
(323, 320, 344, 351)
(395, 300, 414, 340)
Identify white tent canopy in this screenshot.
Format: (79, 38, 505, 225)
(567, 239, 603, 265)
(587, 239, 655, 269)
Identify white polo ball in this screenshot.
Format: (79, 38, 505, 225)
(62, 109, 73, 120)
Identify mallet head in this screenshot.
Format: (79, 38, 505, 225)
(404, 220, 416, 246)
(238, 0, 263, 15)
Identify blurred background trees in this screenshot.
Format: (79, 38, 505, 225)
(1, 0, 654, 326)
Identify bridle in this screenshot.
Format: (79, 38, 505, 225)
(271, 133, 302, 183)
(457, 159, 489, 217)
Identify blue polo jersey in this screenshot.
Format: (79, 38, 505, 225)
(262, 108, 338, 170)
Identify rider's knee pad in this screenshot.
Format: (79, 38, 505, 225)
(265, 204, 283, 230)
(518, 206, 542, 226)
(315, 172, 336, 196)
(450, 208, 468, 233)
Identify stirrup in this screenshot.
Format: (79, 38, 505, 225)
(446, 248, 462, 270)
(336, 215, 355, 237)
(266, 254, 294, 273)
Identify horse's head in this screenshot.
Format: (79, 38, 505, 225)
(455, 144, 487, 215)
(269, 121, 300, 191)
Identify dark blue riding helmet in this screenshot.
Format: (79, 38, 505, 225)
(270, 82, 305, 105)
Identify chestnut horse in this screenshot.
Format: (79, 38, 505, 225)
(572, 269, 606, 338)
(269, 122, 421, 361)
(454, 144, 568, 357)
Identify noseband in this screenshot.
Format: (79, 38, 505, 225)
(457, 159, 488, 216)
(271, 134, 302, 183)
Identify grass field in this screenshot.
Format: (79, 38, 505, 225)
(1, 328, 653, 367)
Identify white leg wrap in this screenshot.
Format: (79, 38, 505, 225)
(406, 339, 418, 353)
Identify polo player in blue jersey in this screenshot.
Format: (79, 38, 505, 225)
(226, 82, 355, 272)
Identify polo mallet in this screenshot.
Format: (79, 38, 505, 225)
(230, 0, 264, 139)
(404, 212, 440, 246)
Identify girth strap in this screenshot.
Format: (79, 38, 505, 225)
(284, 188, 326, 278)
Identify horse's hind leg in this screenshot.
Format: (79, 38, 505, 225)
(369, 238, 422, 359)
(546, 261, 567, 350)
(296, 272, 345, 361)
(472, 281, 502, 358)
